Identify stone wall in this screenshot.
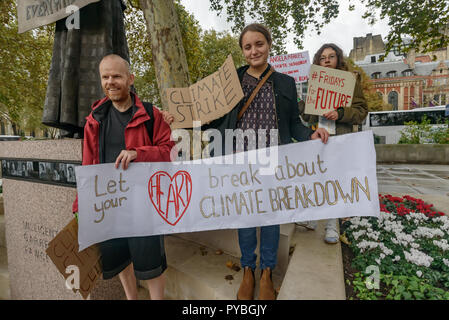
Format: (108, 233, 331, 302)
(376, 144, 449, 164)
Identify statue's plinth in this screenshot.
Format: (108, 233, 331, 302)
(0, 139, 125, 300)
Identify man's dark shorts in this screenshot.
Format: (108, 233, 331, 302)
(99, 235, 167, 280)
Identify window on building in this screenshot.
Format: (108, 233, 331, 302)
(371, 72, 381, 79)
(387, 71, 397, 78)
(434, 95, 440, 105)
(402, 69, 413, 77)
(388, 91, 399, 110)
(371, 56, 376, 63)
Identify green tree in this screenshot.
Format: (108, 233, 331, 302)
(0, 0, 53, 135)
(125, 1, 245, 105)
(209, 0, 340, 54)
(199, 30, 246, 77)
(350, 0, 449, 57)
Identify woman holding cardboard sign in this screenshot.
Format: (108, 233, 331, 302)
(163, 24, 329, 300)
(297, 43, 368, 244)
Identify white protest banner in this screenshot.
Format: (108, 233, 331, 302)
(17, 0, 100, 33)
(163, 55, 244, 129)
(76, 131, 380, 251)
(305, 65, 357, 116)
(269, 51, 311, 83)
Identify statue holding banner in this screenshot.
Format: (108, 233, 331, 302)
(38, 0, 130, 137)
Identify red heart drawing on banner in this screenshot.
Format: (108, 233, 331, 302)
(148, 171, 192, 226)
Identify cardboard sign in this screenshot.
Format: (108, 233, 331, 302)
(305, 65, 356, 116)
(269, 51, 311, 83)
(164, 55, 244, 129)
(17, 0, 100, 33)
(76, 131, 380, 251)
(46, 218, 102, 300)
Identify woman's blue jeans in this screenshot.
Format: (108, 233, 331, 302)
(238, 225, 280, 270)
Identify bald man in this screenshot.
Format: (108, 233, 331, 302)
(72, 54, 175, 300)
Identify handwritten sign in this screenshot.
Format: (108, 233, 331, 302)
(305, 65, 356, 116)
(269, 51, 311, 83)
(18, 0, 100, 33)
(46, 218, 102, 300)
(76, 131, 380, 251)
(163, 55, 244, 129)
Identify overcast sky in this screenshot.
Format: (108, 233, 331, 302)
(181, 0, 391, 58)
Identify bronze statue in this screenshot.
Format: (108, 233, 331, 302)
(42, 0, 130, 137)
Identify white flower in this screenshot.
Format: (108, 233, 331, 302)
(356, 240, 379, 252)
(409, 212, 429, 223)
(416, 271, 422, 277)
(443, 258, 449, 267)
(433, 216, 449, 232)
(353, 230, 367, 240)
(412, 227, 444, 239)
(404, 248, 434, 267)
(433, 239, 449, 251)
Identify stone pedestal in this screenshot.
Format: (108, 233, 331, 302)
(0, 140, 125, 300)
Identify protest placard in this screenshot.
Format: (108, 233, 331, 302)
(304, 65, 356, 116)
(76, 131, 380, 251)
(18, 0, 100, 33)
(163, 55, 244, 129)
(269, 51, 311, 83)
(46, 218, 102, 300)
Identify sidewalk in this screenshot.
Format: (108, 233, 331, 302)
(377, 164, 449, 212)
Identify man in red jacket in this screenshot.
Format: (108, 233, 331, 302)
(73, 54, 174, 300)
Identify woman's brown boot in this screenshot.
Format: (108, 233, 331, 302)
(258, 267, 276, 300)
(237, 267, 255, 300)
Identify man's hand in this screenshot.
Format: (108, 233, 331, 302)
(323, 110, 339, 121)
(311, 128, 329, 144)
(115, 150, 137, 170)
(161, 110, 174, 125)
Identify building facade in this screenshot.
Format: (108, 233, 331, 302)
(350, 33, 449, 110)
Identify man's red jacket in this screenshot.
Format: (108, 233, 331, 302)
(72, 93, 175, 213)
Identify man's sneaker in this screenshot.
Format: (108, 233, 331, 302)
(296, 220, 317, 231)
(324, 219, 339, 244)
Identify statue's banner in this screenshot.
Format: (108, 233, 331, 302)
(305, 65, 356, 116)
(163, 55, 244, 129)
(17, 0, 100, 33)
(76, 131, 380, 251)
(269, 51, 311, 83)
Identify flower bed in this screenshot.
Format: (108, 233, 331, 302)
(341, 194, 449, 300)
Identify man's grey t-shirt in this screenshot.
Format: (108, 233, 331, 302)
(104, 105, 133, 164)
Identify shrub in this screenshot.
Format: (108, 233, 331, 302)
(399, 116, 449, 144)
